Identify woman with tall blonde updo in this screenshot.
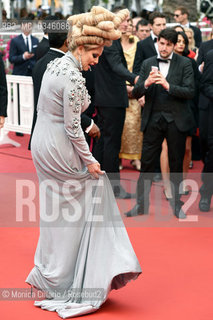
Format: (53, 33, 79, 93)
(26, 7, 141, 319)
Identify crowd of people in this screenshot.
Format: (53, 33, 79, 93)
(1, 4, 213, 319)
(1, 5, 213, 213)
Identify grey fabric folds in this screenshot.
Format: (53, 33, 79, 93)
(26, 52, 142, 318)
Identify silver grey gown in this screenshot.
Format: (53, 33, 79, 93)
(26, 51, 142, 319)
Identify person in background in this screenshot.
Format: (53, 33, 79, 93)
(0, 54, 7, 129)
(125, 28, 195, 219)
(133, 11, 167, 182)
(133, 11, 167, 74)
(173, 26, 197, 59)
(2, 9, 8, 21)
(119, 18, 143, 171)
(9, 17, 39, 76)
(198, 49, 213, 212)
(93, 6, 139, 199)
(173, 6, 202, 48)
(9, 17, 39, 136)
(197, 34, 213, 67)
(20, 7, 28, 18)
(161, 31, 198, 200)
(135, 18, 151, 40)
(184, 26, 198, 59)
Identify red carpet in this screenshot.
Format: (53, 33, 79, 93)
(1, 133, 213, 320)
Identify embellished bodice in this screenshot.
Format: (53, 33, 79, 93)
(37, 52, 91, 138)
(45, 52, 91, 114)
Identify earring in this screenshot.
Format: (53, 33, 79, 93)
(78, 54, 83, 71)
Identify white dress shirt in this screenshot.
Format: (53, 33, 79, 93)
(157, 52, 173, 78)
(22, 33, 32, 52)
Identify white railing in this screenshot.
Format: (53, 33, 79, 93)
(0, 75, 34, 147)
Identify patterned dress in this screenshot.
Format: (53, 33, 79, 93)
(26, 51, 141, 318)
(120, 36, 143, 160)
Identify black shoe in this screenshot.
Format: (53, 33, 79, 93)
(16, 132, 24, 136)
(199, 196, 211, 212)
(153, 173, 162, 182)
(173, 205, 187, 219)
(125, 204, 148, 217)
(113, 186, 135, 199)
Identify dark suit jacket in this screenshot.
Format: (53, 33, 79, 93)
(94, 39, 137, 108)
(188, 57, 200, 127)
(197, 40, 213, 112)
(0, 55, 7, 117)
(9, 34, 39, 76)
(132, 53, 195, 132)
(200, 49, 213, 101)
(133, 36, 157, 74)
(189, 24, 202, 48)
(29, 49, 93, 149)
(36, 37, 50, 61)
(197, 39, 213, 65)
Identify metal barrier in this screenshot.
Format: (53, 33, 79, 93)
(0, 75, 34, 147)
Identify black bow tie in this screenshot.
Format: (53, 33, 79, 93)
(157, 58, 169, 63)
(154, 38, 157, 43)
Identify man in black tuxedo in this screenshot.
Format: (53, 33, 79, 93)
(9, 18, 39, 76)
(133, 12, 167, 75)
(29, 32, 100, 150)
(125, 28, 195, 219)
(0, 54, 7, 129)
(174, 6, 202, 48)
(198, 49, 213, 212)
(133, 12, 167, 182)
(198, 40, 213, 163)
(93, 7, 138, 198)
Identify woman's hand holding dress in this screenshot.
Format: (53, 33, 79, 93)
(87, 162, 104, 179)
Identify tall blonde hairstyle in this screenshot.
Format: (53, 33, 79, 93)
(67, 6, 129, 51)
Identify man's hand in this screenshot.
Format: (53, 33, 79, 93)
(154, 71, 170, 91)
(88, 123, 100, 139)
(199, 62, 204, 73)
(134, 75, 139, 84)
(87, 162, 104, 179)
(144, 70, 159, 88)
(138, 96, 145, 107)
(23, 51, 34, 60)
(126, 85, 133, 98)
(0, 116, 5, 129)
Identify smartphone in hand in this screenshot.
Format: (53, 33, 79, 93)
(151, 66, 158, 74)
